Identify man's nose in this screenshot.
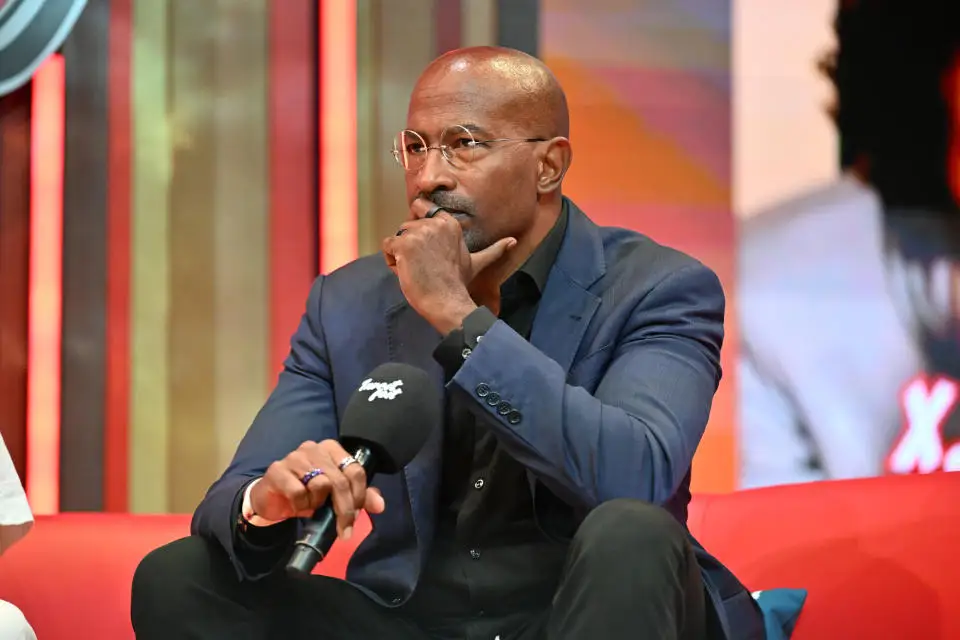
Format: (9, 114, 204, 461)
(413, 148, 457, 197)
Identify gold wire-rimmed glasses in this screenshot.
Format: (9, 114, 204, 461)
(391, 124, 546, 172)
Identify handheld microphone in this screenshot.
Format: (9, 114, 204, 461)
(286, 363, 441, 576)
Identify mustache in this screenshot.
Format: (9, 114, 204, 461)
(420, 192, 474, 215)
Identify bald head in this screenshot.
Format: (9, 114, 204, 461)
(411, 46, 569, 139)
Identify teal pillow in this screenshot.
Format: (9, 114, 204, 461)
(752, 588, 807, 639)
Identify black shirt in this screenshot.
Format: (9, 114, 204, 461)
(400, 208, 570, 638)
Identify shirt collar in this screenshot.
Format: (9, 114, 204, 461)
(511, 200, 569, 296)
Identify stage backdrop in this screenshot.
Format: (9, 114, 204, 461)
(28, 0, 956, 512)
(541, 0, 735, 492)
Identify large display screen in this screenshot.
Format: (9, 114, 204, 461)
(542, 0, 960, 491)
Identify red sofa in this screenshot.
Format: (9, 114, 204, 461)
(2, 472, 958, 639)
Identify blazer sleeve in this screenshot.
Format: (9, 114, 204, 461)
(190, 275, 339, 579)
(449, 262, 725, 509)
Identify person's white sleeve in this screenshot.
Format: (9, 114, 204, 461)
(0, 433, 33, 556)
(0, 601, 36, 640)
(738, 351, 826, 488)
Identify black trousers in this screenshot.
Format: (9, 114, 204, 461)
(131, 499, 709, 640)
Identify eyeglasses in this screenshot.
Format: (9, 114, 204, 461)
(392, 124, 545, 172)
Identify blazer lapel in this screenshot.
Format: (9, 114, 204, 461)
(385, 298, 443, 378)
(385, 292, 445, 549)
(529, 200, 605, 373)
(382, 276, 445, 398)
(527, 200, 605, 500)
(530, 277, 601, 374)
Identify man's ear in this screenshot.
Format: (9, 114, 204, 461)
(537, 137, 572, 194)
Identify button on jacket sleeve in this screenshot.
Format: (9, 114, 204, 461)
(448, 263, 724, 510)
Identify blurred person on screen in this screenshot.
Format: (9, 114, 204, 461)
(0, 433, 37, 640)
(738, 0, 960, 488)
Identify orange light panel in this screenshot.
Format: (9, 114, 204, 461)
(26, 54, 65, 514)
(319, 0, 358, 273)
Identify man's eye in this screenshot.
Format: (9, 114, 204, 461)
(406, 143, 425, 154)
(453, 137, 479, 149)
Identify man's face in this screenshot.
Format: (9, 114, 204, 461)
(402, 68, 542, 252)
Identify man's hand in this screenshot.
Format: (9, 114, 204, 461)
(249, 439, 385, 540)
(382, 201, 516, 334)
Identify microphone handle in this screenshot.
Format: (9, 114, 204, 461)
(285, 445, 377, 576)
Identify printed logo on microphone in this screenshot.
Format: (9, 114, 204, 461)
(359, 378, 404, 401)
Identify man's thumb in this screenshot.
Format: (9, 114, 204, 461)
(470, 237, 517, 273)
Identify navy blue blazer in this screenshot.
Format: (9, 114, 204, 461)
(192, 200, 763, 640)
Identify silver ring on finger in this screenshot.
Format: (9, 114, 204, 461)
(338, 455, 358, 471)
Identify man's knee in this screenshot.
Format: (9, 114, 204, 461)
(573, 499, 689, 562)
(0, 600, 37, 640)
(132, 536, 224, 613)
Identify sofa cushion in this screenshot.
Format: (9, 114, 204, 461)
(689, 473, 960, 639)
(4, 474, 959, 639)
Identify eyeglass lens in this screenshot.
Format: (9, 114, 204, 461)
(393, 125, 477, 171)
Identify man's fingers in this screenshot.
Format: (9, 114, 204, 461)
(271, 470, 311, 517)
(410, 197, 440, 220)
(341, 460, 368, 510)
(271, 440, 373, 528)
(302, 462, 356, 539)
(470, 236, 517, 274)
(327, 473, 359, 539)
(314, 441, 370, 540)
(291, 448, 354, 538)
(307, 455, 357, 539)
(364, 487, 386, 514)
(391, 217, 437, 240)
(286, 476, 316, 516)
(281, 453, 325, 513)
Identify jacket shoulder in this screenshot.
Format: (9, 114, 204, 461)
(324, 253, 393, 289)
(597, 225, 714, 285)
(312, 253, 398, 314)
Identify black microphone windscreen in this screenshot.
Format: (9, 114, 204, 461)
(338, 363, 440, 473)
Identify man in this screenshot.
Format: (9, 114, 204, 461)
(132, 47, 763, 639)
(0, 432, 37, 640)
(738, 1, 960, 488)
